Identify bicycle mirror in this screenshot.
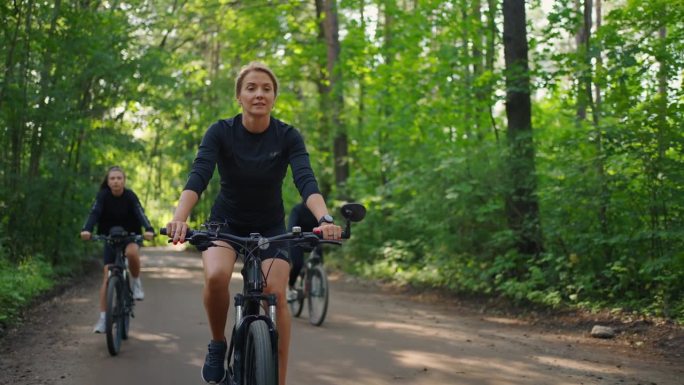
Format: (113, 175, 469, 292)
(340, 203, 366, 223)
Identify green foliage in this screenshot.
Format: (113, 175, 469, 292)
(1, 0, 682, 325)
(0, 254, 54, 324)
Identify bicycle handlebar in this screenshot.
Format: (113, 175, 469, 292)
(159, 227, 344, 251)
(160, 203, 366, 252)
(91, 233, 144, 242)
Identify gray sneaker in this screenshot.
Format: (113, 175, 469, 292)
(287, 287, 298, 302)
(201, 340, 227, 384)
(93, 317, 106, 333)
(133, 278, 145, 300)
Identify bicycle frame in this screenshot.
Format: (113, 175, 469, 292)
(109, 237, 134, 315)
(108, 241, 128, 280)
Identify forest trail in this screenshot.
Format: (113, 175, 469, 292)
(0, 247, 681, 385)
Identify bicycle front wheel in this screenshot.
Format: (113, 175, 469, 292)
(289, 270, 305, 317)
(243, 320, 277, 385)
(121, 276, 131, 340)
(105, 275, 124, 356)
(307, 265, 329, 326)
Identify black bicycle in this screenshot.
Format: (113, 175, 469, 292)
(161, 203, 366, 385)
(288, 242, 329, 326)
(290, 204, 367, 326)
(92, 226, 141, 356)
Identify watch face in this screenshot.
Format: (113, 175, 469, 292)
(320, 214, 334, 224)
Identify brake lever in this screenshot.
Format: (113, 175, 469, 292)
(195, 241, 215, 252)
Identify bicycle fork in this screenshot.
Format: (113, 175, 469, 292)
(229, 293, 279, 384)
(234, 293, 278, 328)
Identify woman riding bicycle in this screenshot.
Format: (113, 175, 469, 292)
(80, 166, 154, 333)
(165, 61, 341, 385)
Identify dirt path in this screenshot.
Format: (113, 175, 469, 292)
(0, 247, 681, 385)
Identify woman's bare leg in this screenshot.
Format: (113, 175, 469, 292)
(124, 242, 141, 278)
(99, 265, 108, 311)
(202, 241, 237, 340)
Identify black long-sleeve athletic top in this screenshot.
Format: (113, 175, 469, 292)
(82, 188, 154, 235)
(184, 114, 321, 228)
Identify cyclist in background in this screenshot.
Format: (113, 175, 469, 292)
(286, 201, 322, 302)
(165, 61, 341, 385)
(80, 166, 154, 333)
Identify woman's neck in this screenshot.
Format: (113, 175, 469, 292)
(241, 113, 270, 134)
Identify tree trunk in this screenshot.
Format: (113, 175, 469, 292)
(9, 0, 35, 190)
(314, 0, 332, 198)
(357, 0, 366, 132)
(7, 0, 35, 238)
(592, 0, 610, 260)
(321, 0, 349, 199)
(471, 0, 484, 136)
(0, 2, 22, 111)
(29, 0, 62, 178)
(651, 25, 668, 257)
(502, 0, 543, 255)
(575, 0, 590, 121)
(378, 0, 395, 188)
(580, 0, 610, 260)
(0, 3, 23, 189)
(486, 0, 499, 142)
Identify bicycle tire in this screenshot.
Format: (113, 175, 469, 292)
(121, 275, 131, 340)
(307, 265, 329, 326)
(243, 320, 277, 385)
(289, 270, 305, 317)
(105, 275, 123, 356)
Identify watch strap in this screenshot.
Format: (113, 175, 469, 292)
(318, 214, 334, 225)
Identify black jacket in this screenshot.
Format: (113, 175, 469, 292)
(82, 188, 153, 235)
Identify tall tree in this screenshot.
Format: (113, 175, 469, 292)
(578, 0, 610, 260)
(502, 0, 542, 255)
(28, 0, 62, 178)
(315, 0, 348, 199)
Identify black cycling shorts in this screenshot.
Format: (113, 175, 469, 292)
(103, 240, 142, 265)
(206, 219, 290, 262)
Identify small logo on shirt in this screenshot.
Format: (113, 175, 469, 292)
(269, 151, 279, 159)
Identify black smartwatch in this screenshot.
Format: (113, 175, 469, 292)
(318, 214, 334, 225)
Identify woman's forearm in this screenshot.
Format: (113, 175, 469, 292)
(173, 190, 199, 222)
(305, 193, 329, 223)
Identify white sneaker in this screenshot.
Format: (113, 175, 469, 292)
(287, 287, 298, 302)
(93, 317, 106, 333)
(133, 278, 145, 300)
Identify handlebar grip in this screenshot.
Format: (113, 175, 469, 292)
(314, 229, 350, 240)
(159, 227, 195, 237)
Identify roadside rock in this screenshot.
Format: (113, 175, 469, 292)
(591, 325, 617, 338)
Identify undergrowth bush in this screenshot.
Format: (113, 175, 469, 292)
(0, 255, 55, 325)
